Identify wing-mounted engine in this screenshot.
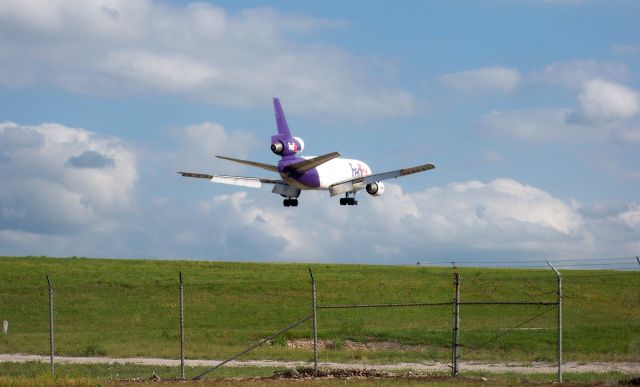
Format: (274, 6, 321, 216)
(366, 182, 385, 196)
(271, 136, 304, 156)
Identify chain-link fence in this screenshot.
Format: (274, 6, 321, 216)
(0, 257, 638, 382)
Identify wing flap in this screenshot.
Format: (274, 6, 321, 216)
(178, 172, 284, 189)
(210, 175, 262, 188)
(178, 172, 213, 179)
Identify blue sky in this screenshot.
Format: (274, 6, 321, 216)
(0, 0, 639, 263)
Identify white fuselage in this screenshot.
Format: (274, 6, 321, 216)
(282, 157, 372, 190)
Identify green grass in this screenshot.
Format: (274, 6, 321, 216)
(0, 363, 637, 386)
(461, 371, 638, 385)
(0, 361, 280, 380)
(0, 256, 638, 376)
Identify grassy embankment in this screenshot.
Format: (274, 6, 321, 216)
(0, 256, 638, 369)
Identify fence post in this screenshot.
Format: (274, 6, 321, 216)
(308, 268, 318, 371)
(451, 269, 460, 377)
(179, 272, 185, 380)
(547, 260, 562, 383)
(45, 274, 54, 376)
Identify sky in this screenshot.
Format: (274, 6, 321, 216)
(0, 0, 639, 264)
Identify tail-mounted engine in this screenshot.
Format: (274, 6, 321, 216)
(271, 136, 305, 156)
(271, 141, 284, 154)
(366, 182, 385, 196)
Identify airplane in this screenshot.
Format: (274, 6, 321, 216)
(178, 98, 435, 207)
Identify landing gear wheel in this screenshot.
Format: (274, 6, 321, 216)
(283, 198, 298, 207)
(341, 193, 358, 206)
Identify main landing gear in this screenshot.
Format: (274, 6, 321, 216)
(339, 193, 358, 206)
(283, 198, 298, 207)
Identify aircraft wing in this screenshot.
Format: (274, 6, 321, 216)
(328, 163, 435, 196)
(215, 155, 279, 173)
(177, 172, 284, 188)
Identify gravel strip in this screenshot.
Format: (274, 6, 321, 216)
(1, 353, 638, 374)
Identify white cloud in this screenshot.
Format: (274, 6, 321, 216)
(576, 79, 639, 123)
(617, 203, 640, 229)
(2, 139, 638, 262)
(0, 121, 137, 235)
(155, 178, 637, 261)
(481, 79, 640, 142)
(160, 121, 263, 175)
(102, 50, 219, 92)
(199, 192, 315, 257)
(440, 66, 522, 93)
(375, 179, 582, 238)
(177, 122, 257, 159)
(480, 108, 583, 142)
(532, 60, 631, 89)
(0, 1, 416, 119)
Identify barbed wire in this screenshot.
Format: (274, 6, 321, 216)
(414, 256, 639, 269)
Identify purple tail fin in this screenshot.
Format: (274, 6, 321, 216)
(273, 97, 292, 138)
(271, 98, 304, 158)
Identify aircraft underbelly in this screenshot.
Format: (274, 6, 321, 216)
(283, 176, 317, 190)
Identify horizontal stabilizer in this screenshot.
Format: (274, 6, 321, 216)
(284, 152, 341, 174)
(215, 155, 279, 173)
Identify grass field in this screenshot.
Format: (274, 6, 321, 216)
(0, 256, 638, 381)
(0, 363, 636, 386)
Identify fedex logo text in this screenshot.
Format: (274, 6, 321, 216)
(349, 162, 368, 178)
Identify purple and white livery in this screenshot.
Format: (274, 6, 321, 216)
(179, 98, 435, 207)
